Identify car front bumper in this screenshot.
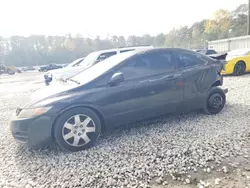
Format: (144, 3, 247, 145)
(10, 115, 54, 148)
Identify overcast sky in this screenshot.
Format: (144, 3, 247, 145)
(0, 0, 247, 38)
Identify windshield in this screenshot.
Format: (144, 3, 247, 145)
(78, 51, 101, 68)
(71, 51, 137, 85)
(65, 58, 84, 68)
(227, 49, 250, 56)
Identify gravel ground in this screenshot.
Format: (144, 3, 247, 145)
(1, 72, 250, 188)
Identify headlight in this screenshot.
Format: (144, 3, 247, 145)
(17, 107, 51, 118)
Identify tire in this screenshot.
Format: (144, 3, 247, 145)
(203, 87, 226, 115)
(53, 107, 102, 152)
(233, 61, 246, 76)
(7, 69, 15, 75)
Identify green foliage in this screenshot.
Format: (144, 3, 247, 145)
(0, 4, 248, 67)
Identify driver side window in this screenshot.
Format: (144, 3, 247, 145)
(118, 51, 175, 80)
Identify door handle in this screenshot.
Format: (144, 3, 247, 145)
(166, 73, 181, 80)
(173, 73, 181, 78)
(139, 80, 149, 83)
(148, 73, 182, 82)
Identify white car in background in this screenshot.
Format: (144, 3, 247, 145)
(44, 57, 85, 85)
(44, 45, 154, 85)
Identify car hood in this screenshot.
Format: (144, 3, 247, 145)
(226, 55, 242, 61)
(46, 67, 70, 75)
(22, 82, 76, 108)
(46, 66, 87, 79)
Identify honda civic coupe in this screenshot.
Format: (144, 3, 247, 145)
(10, 48, 228, 152)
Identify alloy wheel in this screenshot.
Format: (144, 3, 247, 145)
(62, 114, 96, 147)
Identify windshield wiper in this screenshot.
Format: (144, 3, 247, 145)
(62, 78, 80, 85)
(67, 78, 80, 84)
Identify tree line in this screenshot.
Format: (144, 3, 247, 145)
(0, 3, 248, 67)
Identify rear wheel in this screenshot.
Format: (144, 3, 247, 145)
(53, 107, 101, 152)
(203, 87, 226, 115)
(233, 61, 246, 76)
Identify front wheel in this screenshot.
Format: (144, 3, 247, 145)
(203, 87, 226, 115)
(53, 107, 102, 152)
(233, 61, 246, 76)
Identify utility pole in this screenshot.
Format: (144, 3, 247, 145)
(248, 0, 250, 35)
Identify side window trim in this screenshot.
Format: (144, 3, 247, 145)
(114, 51, 178, 82)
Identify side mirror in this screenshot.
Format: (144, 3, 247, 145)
(108, 72, 124, 86)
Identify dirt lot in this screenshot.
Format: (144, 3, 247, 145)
(1, 72, 250, 188)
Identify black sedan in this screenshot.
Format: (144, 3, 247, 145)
(38, 64, 63, 72)
(10, 48, 228, 152)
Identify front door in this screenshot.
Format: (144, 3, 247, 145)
(101, 50, 184, 126)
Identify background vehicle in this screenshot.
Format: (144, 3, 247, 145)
(0, 64, 21, 75)
(11, 48, 227, 152)
(44, 58, 85, 85)
(194, 49, 217, 55)
(22, 66, 36, 71)
(44, 45, 154, 85)
(38, 64, 63, 72)
(221, 48, 250, 76)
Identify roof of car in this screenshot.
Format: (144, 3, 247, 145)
(87, 47, 198, 59)
(135, 47, 196, 53)
(92, 45, 154, 54)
